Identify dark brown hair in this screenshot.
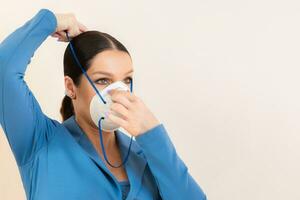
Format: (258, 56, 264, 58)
(60, 31, 130, 121)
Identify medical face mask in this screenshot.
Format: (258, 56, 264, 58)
(89, 80, 130, 132)
(65, 31, 133, 168)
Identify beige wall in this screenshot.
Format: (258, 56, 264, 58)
(1, 0, 300, 199)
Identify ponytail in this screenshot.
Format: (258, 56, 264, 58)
(60, 95, 74, 121)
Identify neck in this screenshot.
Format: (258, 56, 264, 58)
(74, 115, 117, 152)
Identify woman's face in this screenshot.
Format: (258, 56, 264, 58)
(65, 50, 134, 129)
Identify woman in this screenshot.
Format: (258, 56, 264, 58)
(0, 8, 206, 200)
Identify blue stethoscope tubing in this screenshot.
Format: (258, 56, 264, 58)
(65, 31, 133, 168)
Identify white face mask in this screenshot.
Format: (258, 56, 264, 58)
(89, 81, 130, 132)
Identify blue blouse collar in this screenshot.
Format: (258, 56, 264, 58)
(62, 115, 147, 198)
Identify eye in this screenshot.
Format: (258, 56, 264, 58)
(123, 77, 133, 85)
(95, 78, 111, 85)
(94, 77, 132, 85)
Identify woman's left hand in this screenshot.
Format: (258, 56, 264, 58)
(106, 90, 160, 137)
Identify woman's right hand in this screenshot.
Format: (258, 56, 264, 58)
(51, 12, 88, 42)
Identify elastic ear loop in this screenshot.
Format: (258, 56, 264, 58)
(65, 31, 133, 168)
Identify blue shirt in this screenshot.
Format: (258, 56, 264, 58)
(118, 180, 130, 200)
(0, 8, 207, 200)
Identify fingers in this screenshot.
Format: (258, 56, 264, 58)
(110, 94, 132, 110)
(78, 22, 88, 32)
(109, 90, 136, 101)
(52, 12, 88, 42)
(51, 33, 60, 38)
(109, 103, 130, 120)
(55, 25, 84, 42)
(108, 90, 136, 109)
(56, 31, 68, 42)
(67, 26, 81, 39)
(107, 112, 129, 129)
(64, 23, 86, 41)
(65, 20, 87, 40)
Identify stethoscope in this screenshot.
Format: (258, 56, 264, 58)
(65, 31, 133, 168)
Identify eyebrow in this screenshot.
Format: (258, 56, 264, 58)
(92, 69, 134, 76)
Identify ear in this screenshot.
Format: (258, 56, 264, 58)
(64, 76, 76, 99)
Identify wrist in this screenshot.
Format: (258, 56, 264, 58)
(137, 120, 160, 137)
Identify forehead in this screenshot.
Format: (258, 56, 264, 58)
(87, 50, 133, 75)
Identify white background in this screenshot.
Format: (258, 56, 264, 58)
(1, 0, 300, 199)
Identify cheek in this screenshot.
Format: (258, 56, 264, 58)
(85, 90, 96, 107)
(78, 81, 96, 101)
(76, 87, 94, 112)
(77, 80, 107, 111)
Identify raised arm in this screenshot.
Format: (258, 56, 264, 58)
(0, 8, 88, 166)
(0, 9, 60, 166)
(135, 124, 207, 200)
